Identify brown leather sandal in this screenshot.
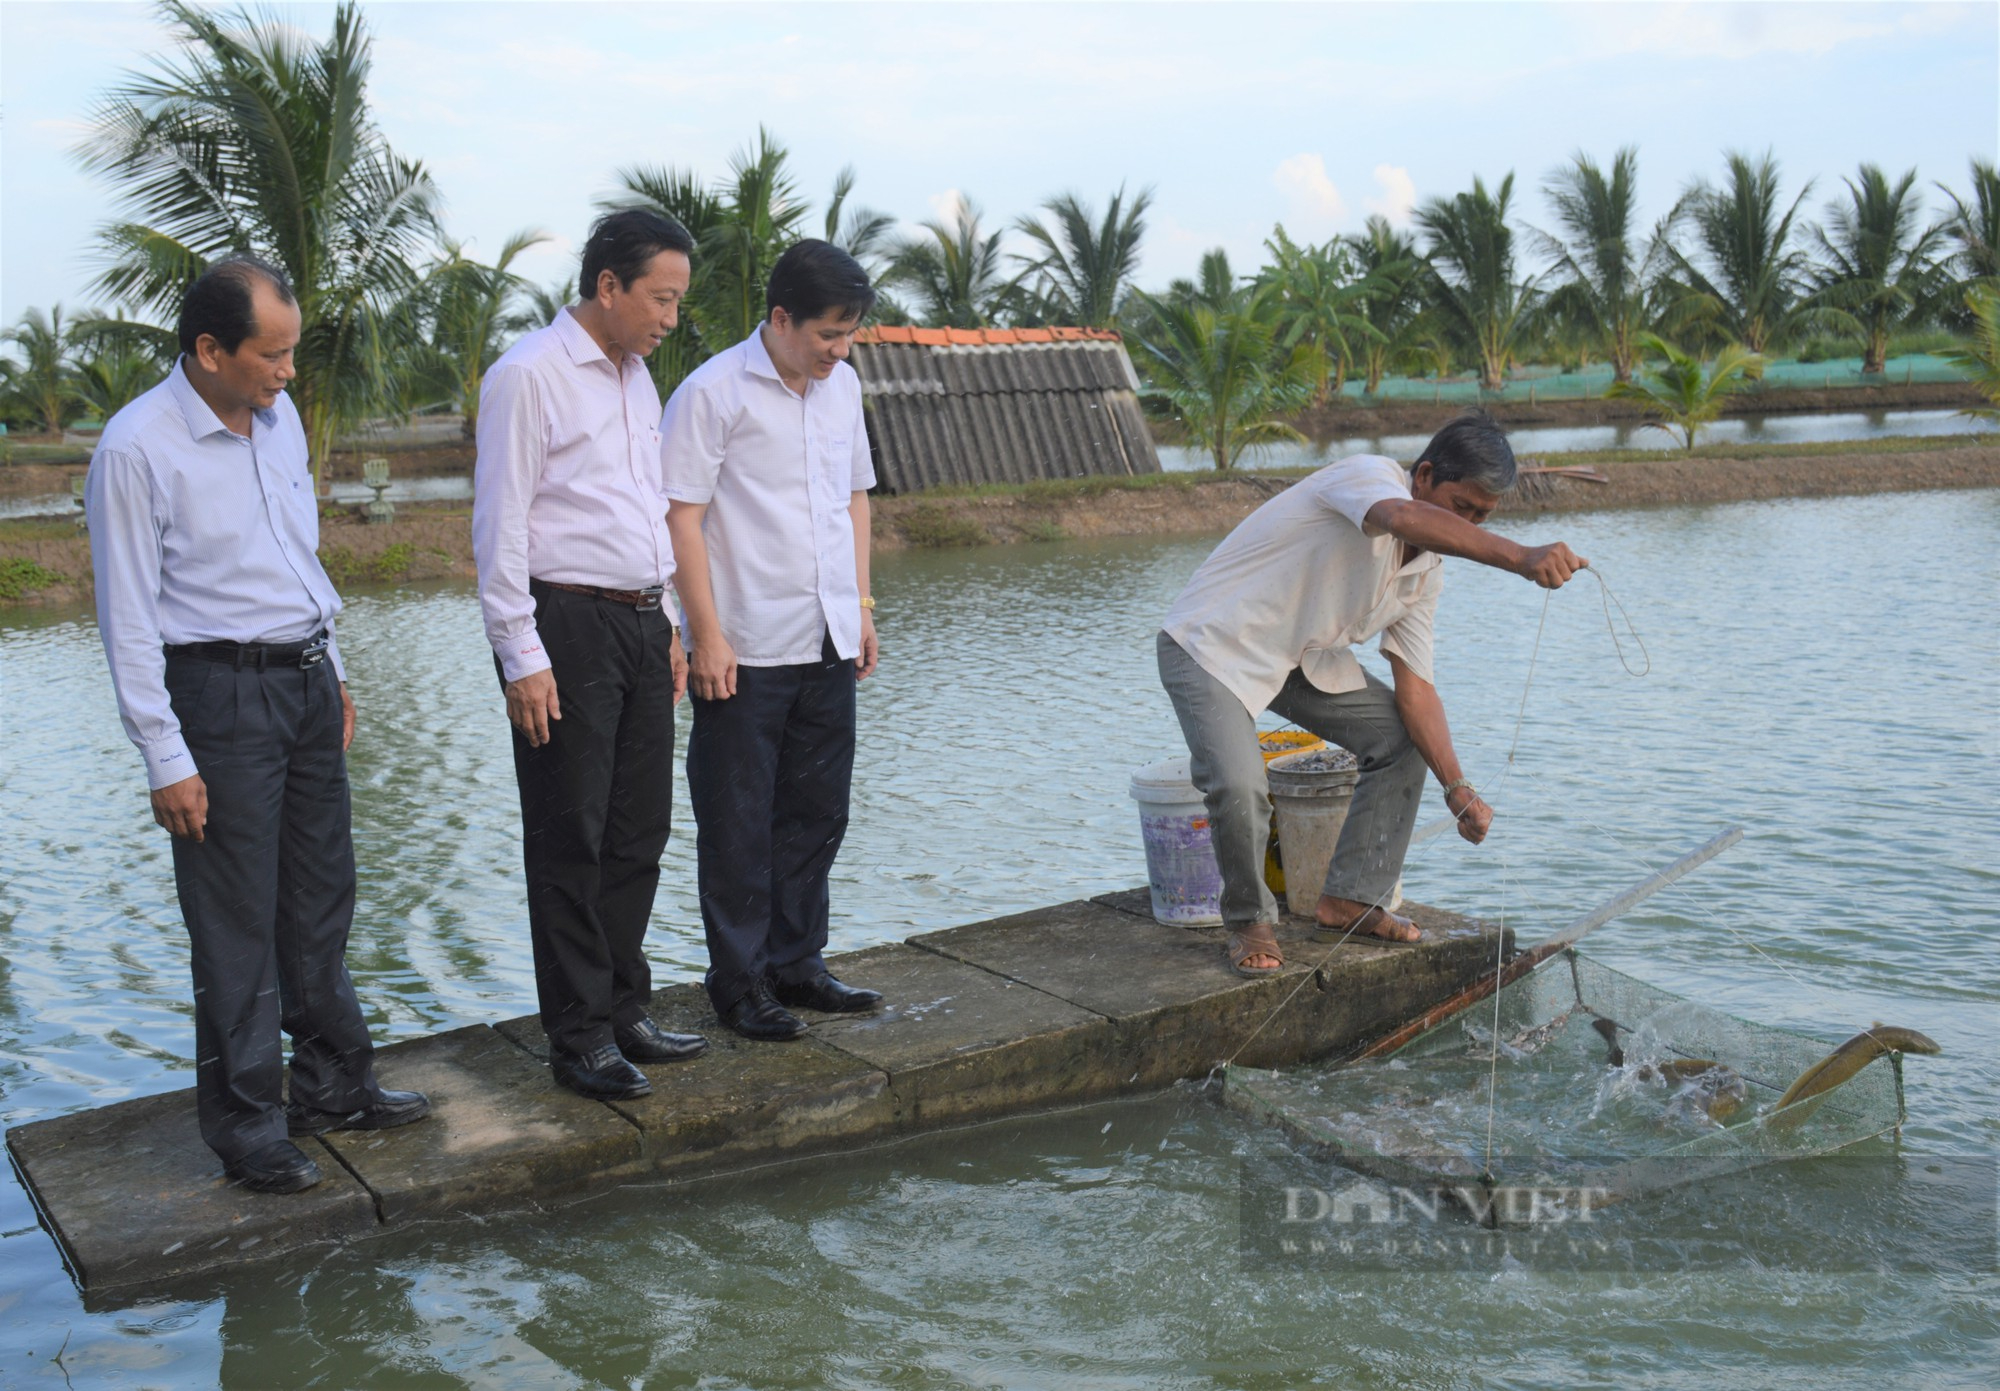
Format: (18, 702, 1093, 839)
(1312, 905, 1423, 946)
(1227, 922, 1285, 978)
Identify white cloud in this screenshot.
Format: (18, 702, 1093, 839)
(1273, 153, 1346, 235)
(1364, 165, 1418, 225)
(925, 188, 973, 229)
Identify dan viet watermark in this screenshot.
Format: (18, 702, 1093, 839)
(1238, 1152, 1999, 1273)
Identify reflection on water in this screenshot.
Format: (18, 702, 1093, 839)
(1, 490, 1995, 1384)
(1159, 407, 1997, 472)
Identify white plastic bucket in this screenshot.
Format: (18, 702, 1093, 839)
(1129, 756, 1224, 927)
(1266, 747, 1360, 918)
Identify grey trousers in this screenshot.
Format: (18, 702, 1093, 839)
(165, 651, 379, 1164)
(1156, 632, 1428, 928)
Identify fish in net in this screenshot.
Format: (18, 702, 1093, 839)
(1224, 950, 1939, 1226)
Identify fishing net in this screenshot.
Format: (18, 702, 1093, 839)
(1224, 952, 1910, 1225)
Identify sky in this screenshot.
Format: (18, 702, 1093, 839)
(3, 0, 1996, 328)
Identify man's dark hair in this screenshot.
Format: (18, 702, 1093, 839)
(578, 208, 695, 300)
(1416, 408, 1517, 493)
(177, 255, 295, 357)
(766, 239, 876, 324)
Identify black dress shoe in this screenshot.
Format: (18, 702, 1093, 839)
(551, 1044, 652, 1100)
(287, 1088, 432, 1137)
(719, 983, 810, 1041)
(772, 972, 885, 1015)
(615, 1017, 709, 1063)
(226, 1139, 322, 1194)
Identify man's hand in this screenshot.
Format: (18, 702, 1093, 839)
(152, 773, 209, 842)
(1448, 787, 1493, 844)
(340, 682, 356, 752)
(669, 628, 689, 705)
(856, 610, 879, 680)
(1516, 542, 1588, 589)
(689, 633, 738, 701)
(506, 668, 562, 747)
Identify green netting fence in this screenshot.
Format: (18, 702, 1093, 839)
(1340, 354, 1973, 404)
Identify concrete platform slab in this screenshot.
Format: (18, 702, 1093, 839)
(805, 942, 1125, 1126)
(318, 1025, 643, 1222)
(913, 898, 1506, 1079)
(5, 1088, 376, 1293)
(493, 986, 895, 1178)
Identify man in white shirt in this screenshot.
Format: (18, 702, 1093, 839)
(662, 240, 884, 1041)
(474, 210, 708, 1100)
(87, 257, 428, 1194)
(1158, 412, 1587, 977)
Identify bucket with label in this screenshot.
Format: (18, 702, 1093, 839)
(1128, 756, 1224, 927)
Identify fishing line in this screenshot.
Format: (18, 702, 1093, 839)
(1221, 560, 1650, 1070)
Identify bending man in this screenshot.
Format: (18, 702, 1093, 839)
(1157, 411, 1587, 977)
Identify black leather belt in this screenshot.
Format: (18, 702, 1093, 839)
(166, 630, 329, 670)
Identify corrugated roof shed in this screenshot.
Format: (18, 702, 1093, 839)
(849, 326, 1162, 493)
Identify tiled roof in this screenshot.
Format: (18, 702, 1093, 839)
(856, 326, 1124, 347)
(848, 327, 1159, 493)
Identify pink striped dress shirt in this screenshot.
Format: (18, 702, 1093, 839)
(473, 308, 676, 680)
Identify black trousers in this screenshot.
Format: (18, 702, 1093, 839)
(506, 583, 678, 1055)
(688, 631, 856, 1012)
(165, 651, 378, 1165)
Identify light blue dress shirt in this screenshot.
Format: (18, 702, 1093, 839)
(86, 363, 345, 788)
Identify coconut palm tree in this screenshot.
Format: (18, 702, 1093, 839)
(1536, 148, 1673, 383)
(1662, 151, 1832, 355)
(1935, 287, 2000, 417)
(1343, 216, 1426, 396)
(1605, 333, 1764, 450)
(1936, 159, 2000, 326)
(73, 348, 165, 422)
(77, 1, 442, 491)
(1806, 165, 1948, 375)
(1255, 226, 1383, 402)
(417, 229, 550, 435)
(1132, 286, 1319, 470)
(823, 166, 896, 279)
(1013, 186, 1153, 328)
(1415, 174, 1541, 391)
(0, 305, 82, 435)
(887, 197, 1010, 327)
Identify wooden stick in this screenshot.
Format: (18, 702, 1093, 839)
(1355, 825, 1744, 1060)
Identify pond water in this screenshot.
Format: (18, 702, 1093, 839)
(1, 489, 1996, 1385)
(1158, 406, 1996, 472)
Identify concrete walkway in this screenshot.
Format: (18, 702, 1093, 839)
(6, 890, 1506, 1296)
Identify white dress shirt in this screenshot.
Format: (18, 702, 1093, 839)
(86, 364, 345, 789)
(660, 329, 876, 666)
(472, 308, 674, 681)
(1162, 454, 1443, 716)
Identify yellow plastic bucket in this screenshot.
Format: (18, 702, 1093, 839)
(1259, 729, 1325, 895)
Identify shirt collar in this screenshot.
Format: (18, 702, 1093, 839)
(554, 305, 625, 370)
(168, 357, 275, 440)
(741, 325, 784, 383)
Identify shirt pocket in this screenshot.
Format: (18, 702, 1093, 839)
(818, 434, 853, 504)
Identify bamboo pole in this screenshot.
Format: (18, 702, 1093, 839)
(1355, 825, 1745, 1060)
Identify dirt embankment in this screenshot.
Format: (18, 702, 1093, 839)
(870, 442, 2000, 550)
(7, 441, 1996, 607)
(1286, 380, 1987, 438)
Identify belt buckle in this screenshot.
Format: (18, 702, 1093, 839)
(636, 585, 665, 613)
(300, 640, 329, 668)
